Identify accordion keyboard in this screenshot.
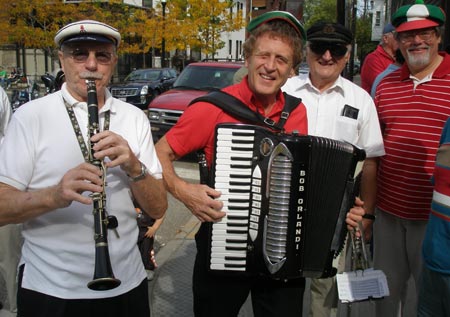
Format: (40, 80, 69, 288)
(210, 127, 256, 271)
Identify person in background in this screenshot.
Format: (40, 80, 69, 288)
(350, 0, 449, 315)
(0, 67, 7, 88)
(0, 20, 167, 317)
(156, 11, 309, 317)
(283, 21, 385, 317)
(136, 207, 165, 281)
(360, 22, 398, 93)
(370, 49, 405, 98)
(416, 116, 450, 316)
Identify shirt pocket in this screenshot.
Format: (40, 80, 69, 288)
(333, 116, 359, 143)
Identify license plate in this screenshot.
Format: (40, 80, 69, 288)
(118, 97, 127, 102)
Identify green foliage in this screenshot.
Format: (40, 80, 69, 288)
(303, 0, 376, 61)
(303, 0, 337, 29)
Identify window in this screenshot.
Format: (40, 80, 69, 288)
(375, 11, 381, 26)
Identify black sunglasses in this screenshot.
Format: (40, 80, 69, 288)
(309, 42, 348, 58)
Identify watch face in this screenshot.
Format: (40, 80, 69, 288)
(129, 162, 148, 182)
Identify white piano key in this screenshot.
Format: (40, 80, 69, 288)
(217, 127, 255, 135)
(211, 240, 247, 248)
(211, 231, 247, 240)
(216, 151, 253, 159)
(216, 189, 251, 196)
(215, 183, 251, 191)
(210, 257, 246, 264)
(210, 250, 247, 258)
(210, 263, 245, 272)
(216, 141, 254, 148)
(215, 177, 252, 184)
(211, 246, 247, 254)
(214, 218, 248, 225)
(215, 166, 251, 174)
(215, 158, 253, 166)
(217, 134, 255, 142)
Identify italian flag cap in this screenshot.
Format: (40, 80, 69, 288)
(247, 11, 306, 44)
(392, 0, 446, 33)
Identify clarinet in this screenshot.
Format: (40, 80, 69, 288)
(86, 79, 121, 291)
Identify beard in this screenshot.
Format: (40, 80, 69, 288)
(405, 47, 430, 68)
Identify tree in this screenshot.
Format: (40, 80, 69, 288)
(303, 0, 337, 29)
(163, 0, 245, 59)
(0, 0, 246, 69)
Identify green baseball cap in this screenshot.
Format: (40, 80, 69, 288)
(247, 11, 306, 44)
(392, 0, 445, 33)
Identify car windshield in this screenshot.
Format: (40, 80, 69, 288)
(173, 66, 238, 90)
(125, 70, 161, 82)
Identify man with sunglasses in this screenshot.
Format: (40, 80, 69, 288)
(0, 20, 167, 317)
(358, 1, 450, 316)
(360, 23, 398, 94)
(283, 21, 385, 317)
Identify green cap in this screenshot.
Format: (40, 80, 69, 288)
(392, 0, 445, 33)
(247, 11, 306, 43)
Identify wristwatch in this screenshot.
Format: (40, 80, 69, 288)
(127, 161, 148, 182)
(362, 213, 376, 221)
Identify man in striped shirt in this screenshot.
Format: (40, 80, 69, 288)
(372, 0, 449, 315)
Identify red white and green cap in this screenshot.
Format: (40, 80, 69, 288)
(392, 0, 446, 33)
(247, 11, 306, 44)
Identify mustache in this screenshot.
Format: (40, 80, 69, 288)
(80, 72, 103, 80)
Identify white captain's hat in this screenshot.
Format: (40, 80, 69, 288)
(54, 20, 121, 48)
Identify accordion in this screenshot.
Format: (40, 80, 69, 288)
(206, 123, 365, 279)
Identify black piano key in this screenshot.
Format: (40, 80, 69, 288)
(229, 188, 251, 193)
(231, 146, 253, 151)
(227, 229, 248, 234)
(224, 222, 248, 227)
(227, 215, 249, 220)
(229, 198, 250, 203)
(224, 263, 247, 268)
(226, 246, 247, 251)
(224, 256, 246, 261)
(228, 206, 250, 211)
(229, 181, 252, 186)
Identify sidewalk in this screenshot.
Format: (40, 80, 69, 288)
(148, 215, 255, 317)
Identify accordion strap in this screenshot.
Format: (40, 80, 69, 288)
(189, 90, 302, 131)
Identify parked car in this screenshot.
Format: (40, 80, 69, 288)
(148, 61, 244, 142)
(110, 68, 178, 110)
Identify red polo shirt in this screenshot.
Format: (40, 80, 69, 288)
(361, 45, 395, 93)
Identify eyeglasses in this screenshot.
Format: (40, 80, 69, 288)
(398, 29, 435, 44)
(309, 42, 348, 58)
(63, 48, 114, 64)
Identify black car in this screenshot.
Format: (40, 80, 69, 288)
(110, 68, 178, 110)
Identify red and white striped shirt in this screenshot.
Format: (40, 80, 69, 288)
(374, 52, 450, 220)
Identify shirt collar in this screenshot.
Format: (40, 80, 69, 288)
(61, 82, 116, 114)
(236, 76, 286, 115)
(301, 73, 346, 97)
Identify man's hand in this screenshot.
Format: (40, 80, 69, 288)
(177, 182, 225, 222)
(90, 130, 137, 173)
(346, 197, 373, 242)
(54, 162, 103, 208)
